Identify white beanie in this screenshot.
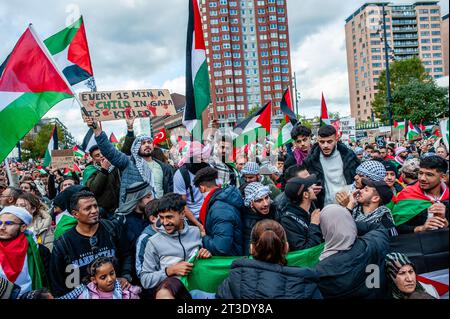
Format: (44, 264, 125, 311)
(0, 206, 33, 226)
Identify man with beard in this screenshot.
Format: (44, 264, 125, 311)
(50, 191, 133, 297)
(392, 155, 449, 234)
(86, 117, 173, 202)
(303, 125, 360, 209)
(241, 182, 280, 255)
(209, 134, 240, 187)
(140, 193, 211, 290)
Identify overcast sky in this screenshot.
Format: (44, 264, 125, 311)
(0, 0, 448, 143)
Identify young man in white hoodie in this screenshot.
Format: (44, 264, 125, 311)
(140, 193, 212, 290)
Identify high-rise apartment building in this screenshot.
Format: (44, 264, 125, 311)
(442, 13, 449, 76)
(345, 2, 446, 123)
(201, 0, 293, 128)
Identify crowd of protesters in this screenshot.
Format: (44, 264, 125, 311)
(1, 116, 448, 300)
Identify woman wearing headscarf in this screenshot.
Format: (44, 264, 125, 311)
(314, 204, 390, 299)
(385, 252, 439, 299)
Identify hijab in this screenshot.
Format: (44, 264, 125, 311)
(319, 204, 357, 261)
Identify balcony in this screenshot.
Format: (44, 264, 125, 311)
(392, 26, 418, 33)
(394, 48, 419, 55)
(393, 34, 418, 40)
(393, 41, 419, 47)
(392, 19, 417, 26)
(391, 11, 416, 18)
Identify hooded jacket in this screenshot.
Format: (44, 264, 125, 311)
(242, 203, 279, 256)
(203, 186, 244, 256)
(303, 142, 360, 209)
(85, 164, 121, 213)
(314, 222, 390, 299)
(95, 132, 173, 204)
(217, 258, 322, 299)
(140, 220, 202, 289)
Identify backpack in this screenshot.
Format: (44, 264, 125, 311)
(179, 167, 195, 203)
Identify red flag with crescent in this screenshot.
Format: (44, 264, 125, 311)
(153, 128, 168, 145)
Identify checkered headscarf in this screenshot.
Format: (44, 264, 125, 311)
(244, 182, 271, 207)
(241, 162, 260, 175)
(356, 160, 386, 182)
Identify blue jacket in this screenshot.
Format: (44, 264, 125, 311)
(95, 132, 173, 204)
(203, 186, 244, 256)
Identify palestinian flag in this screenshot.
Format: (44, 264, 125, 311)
(280, 87, 297, 125)
(183, 0, 211, 132)
(36, 166, 47, 175)
(419, 119, 426, 132)
(391, 182, 449, 226)
(0, 232, 46, 295)
(73, 145, 85, 158)
(276, 122, 294, 148)
(394, 120, 405, 129)
(233, 101, 271, 148)
(320, 93, 331, 127)
(109, 132, 119, 144)
(0, 25, 74, 162)
(54, 212, 77, 239)
(180, 244, 324, 293)
(81, 128, 97, 152)
(44, 16, 95, 90)
(407, 120, 421, 141)
(43, 125, 58, 167)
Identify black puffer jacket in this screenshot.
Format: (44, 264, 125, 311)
(279, 203, 323, 251)
(241, 204, 280, 256)
(314, 222, 390, 299)
(303, 142, 360, 209)
(217, 258, 322, 299)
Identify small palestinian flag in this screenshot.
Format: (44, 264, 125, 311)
(73, 145, 86, 158)
(394, 120, 405, 129)
(276, 122, 293, 148)
(407, 120, 420, 141)
(43, 125, 58, 167)
(234, 101, 271, 148)
(320, 93, 331, 127)
(109, 132, 119, 144)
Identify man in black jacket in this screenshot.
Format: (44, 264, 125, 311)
(279, 176, 323, 251)
(85, 145, 121, 216)
(303, 125, 360, 209)
(50, 191, 132, 297)
(242, 182, 279, 255)
(284, 125, 312, 171)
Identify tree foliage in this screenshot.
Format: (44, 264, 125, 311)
(21, 123, 76, 161)
(372, 57, 432, 122)
(391, 79, 448, 124)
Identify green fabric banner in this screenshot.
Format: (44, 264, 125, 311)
(54, 214, 77, 240)
(181, 243, 325, 293)
(25, 232, 47, 290)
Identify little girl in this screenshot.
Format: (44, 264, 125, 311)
(77, 257, 141, 299)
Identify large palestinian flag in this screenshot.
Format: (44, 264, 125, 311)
(183, 0, 211, 133)
(233, 101, 271, 148)
(0, 232, 46, 295)
(181, 244, 324, 293)
(44, 16, 95, 90)
(391, 182, 449, 226)
(0, 25, 74, 162)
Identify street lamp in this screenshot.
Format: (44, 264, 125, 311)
(381, 4, 393, 130)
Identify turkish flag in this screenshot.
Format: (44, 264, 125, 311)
(153, 128, 168, 145)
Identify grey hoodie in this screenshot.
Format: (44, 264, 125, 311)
(140, 220, 202, 289)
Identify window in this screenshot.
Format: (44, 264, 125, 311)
(433, 67, 443, 73)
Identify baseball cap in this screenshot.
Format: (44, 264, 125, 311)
(362, 178, 394, 205)
(285, 175, 318, 201)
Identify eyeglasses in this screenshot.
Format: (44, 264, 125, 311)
(0, 220, 23, 227)
(89, 236, 99, 254)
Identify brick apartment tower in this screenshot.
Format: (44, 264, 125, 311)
(345, 2, 447, 123)
(200, 0, 293, 129)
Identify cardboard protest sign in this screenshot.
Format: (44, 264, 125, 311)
(79, 89, 176, 122)
(51, 150, 74, 170)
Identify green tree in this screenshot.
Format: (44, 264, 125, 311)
(391, 78, 448, 124)
(372, 57, 431, 122)
(21, 123, 75, 161)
